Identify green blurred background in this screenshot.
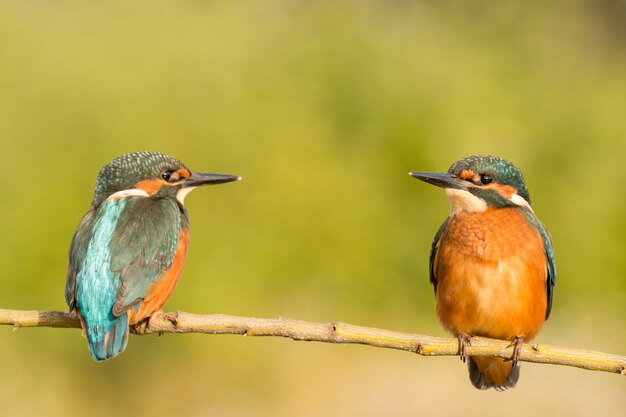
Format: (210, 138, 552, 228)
(1, 1, 624, 416)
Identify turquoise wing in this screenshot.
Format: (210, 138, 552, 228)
(536, 220, 556, 319)
(73, 199, 129, 360)
(522, 209, 556, 320)
(428, 218, 449, 295)
(66, 210, 96, 311)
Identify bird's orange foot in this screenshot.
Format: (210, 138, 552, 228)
(507, 336, 525, 366)
(457, 333, 472, 363)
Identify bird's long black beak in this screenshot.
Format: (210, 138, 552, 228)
(181, 172, 242, 188)
(409, 171, 469, 190)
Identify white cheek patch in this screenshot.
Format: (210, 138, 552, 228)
(176, 186, 197, 205)
(509, 193, 534, 212)
(445, 188, 488, 215)
(107, 189, 150, 200)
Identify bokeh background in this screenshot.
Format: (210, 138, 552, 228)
(1, 1, 624, 416)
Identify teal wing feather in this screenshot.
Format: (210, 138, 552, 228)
(536, 220, 556, 319)
(521, 209, 556, 320)
(66, 211, 96, 311)
(429, 218, 449, 295)
(73, 199, 130, 360)
(108, 197, 185, 316)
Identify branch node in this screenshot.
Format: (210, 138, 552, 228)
(163, 312, 179, 326)
(415, 344, 424, 355)
(533, 343, 539, 351)
(329, 322, 339, 333)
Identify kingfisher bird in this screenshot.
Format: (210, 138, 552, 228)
(410, 155, 555, 390)
(65, 151, 240, 361)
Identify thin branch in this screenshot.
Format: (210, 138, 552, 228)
(1, 308, 624, 375)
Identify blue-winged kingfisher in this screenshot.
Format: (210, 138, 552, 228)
(65, 152, 240, 361)
(410, 155, 556, 390)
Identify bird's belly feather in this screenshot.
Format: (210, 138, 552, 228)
(435, 208, 548, 341)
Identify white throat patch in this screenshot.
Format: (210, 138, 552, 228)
(445, 188, 487, 215)
(509, 193, 534, 212)
(107, 188, 150, 200)
(176, 186, 197, 205)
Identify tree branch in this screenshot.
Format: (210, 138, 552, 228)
(1, 308, 624, 375)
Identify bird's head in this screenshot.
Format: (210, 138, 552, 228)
(410, 155, 531, 215)
(91, 152, 240, 208)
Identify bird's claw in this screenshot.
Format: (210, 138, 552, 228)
(458, 333, 472, 363)
(132, 318, 150, 335)
(507, 336, 524, 366)
(131, 311, 168, 335)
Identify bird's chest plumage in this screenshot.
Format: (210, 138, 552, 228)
(434, 207, 548, 341)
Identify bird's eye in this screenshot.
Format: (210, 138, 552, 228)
(480, 174, 494, 185)
(161, 170, 174, 181)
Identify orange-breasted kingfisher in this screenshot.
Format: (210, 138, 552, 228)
(65, 152, 240, 361)
(410, 155, 556, 390)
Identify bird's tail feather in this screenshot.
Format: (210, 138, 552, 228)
(86, 314, 129, 361)
(467, 356, 520, 391)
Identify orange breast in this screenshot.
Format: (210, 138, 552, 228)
(434, 207, 548, 341)
(127, 228, 189, 324)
